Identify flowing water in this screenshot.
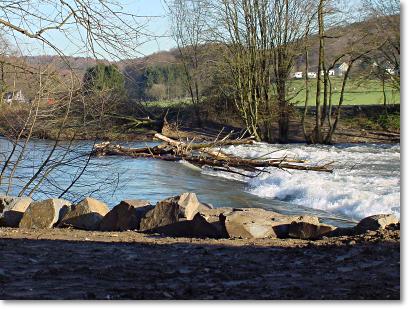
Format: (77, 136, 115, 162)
(0, 138, 400, 227)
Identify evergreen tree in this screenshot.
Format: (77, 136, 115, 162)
(83, 64, 125, 96)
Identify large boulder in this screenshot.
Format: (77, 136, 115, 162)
(59, 197, 109, 230)
(0, 196, 33, 227)
(154, 213, 222, 238)
(224, 208, 283, 239)
(138, 193, 212, 232)
(139, 199, 181, 232)
(99, 200, 153, 231)
(288, 221, 336, 239)
(164, 193, 212, 220)
(223, 208, 323, 239)
(271, 214, 321, 238)
(19, 199, 71, 229)
(176, 193, 213, 220)
(356, 214, 399, 232)
(199, 207, 233, 238)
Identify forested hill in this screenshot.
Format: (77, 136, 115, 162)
(22, 50, 180, 75)
(12, 13, 399, 102)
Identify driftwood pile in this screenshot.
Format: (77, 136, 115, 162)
(91, 133, 333, 176)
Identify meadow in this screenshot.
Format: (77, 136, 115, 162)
(289, 78, 400, 106)
(140, 78, 400, 108)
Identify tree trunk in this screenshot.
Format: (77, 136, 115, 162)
(313, 0, 325, 143)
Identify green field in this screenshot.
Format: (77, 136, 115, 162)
(140, 78, 400, 108)
(289, 78, 400, 106)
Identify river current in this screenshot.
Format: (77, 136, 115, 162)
(0, 138, 400, 227)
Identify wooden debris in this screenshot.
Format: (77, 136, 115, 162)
(92, 133, 333, 174)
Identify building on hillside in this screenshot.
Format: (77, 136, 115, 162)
(2, 90, 28, 105)
(385, 67, 397, 75)
(293, 72, 303, 79)
(370, 61, 399, 76)
(320, 69, 335, 76)
(307, 72, 317, 79)
(334, 62, 349, 76)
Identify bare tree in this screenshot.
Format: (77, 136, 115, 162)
(361, 0, 400, 91)
(204, 0, 313, 142)
(0, 1, 150, 199)
(270, 0, 314, 143)
(305, 0, 375, 144)
(167, 0, 210, 127)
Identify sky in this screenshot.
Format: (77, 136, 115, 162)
(3, 0, 175, 59)
(1, 0, 384, 60)
(127, 0, 176, 55)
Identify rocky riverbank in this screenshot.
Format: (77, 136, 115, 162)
(0, 193, 400, 299)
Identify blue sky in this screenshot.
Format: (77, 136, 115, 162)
(4, 0, 369, 59)
(128, 0, 175, 55)
(6, 0, 175, 59)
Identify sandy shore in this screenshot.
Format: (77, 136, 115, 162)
(0, 226, 400, 300)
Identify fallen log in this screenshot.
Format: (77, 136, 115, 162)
(92, 134, 333, 174)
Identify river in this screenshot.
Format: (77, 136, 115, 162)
(0, 138, 400, 227)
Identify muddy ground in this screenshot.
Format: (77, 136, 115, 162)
(0, 227, 400, 300)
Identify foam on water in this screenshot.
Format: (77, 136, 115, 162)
(202, 143, 400, 221)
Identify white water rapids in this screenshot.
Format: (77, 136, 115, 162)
(202, 143, 400, 221)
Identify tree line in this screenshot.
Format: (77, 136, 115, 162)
(162, 0, 400, 144)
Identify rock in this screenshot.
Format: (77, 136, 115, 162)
(326, 226, 356, 237)
(224, 208, 282, 239)
(99, 200, 153, 231)
(199, 207, 233, 238)
(224, 208, 323, 239)
(164, 192, 212, 220)
(177, 192, 213, 220)
(288, 221, 336, 239)
(59, 197, 109, 230)
(19, 199, 71, 229)
(139, 199, 181, 232)
(0, 196, 33, 227)
(356, 214, 399, 232)
(272, 215, 320, 238)
(190, 213, 221, 238)
(387, 222, 400, 231)
(155, 213, 222, 238)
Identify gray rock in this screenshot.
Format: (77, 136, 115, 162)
(140, 199, 181, 232)
(19, 199, 71, 229)
(224, 208, 323, 239)
(177, 192, 213, 220)
(224, 208, 283, 239)
(59, 197, 109, 230)
(199, 207, 233, 238)
(356, 214, 399, 232)
(0, 196, 33, 227)
(163, 192, 213, 220)
(154, 213, 222, 238)
(288, 221, 336, 239)
(272, 215, 321, 238)
(99, 200, 153, 231)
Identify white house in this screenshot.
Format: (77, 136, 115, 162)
(3, 90, 28, 105)
(334, 62, 349, 76)
(307, 72, 317, 79)
(320, 69, 335, 76)
(293, 72, 303, 79)
(386, 68, 396, 75)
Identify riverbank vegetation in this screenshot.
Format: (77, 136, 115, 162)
(1, 0, 400, 143)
